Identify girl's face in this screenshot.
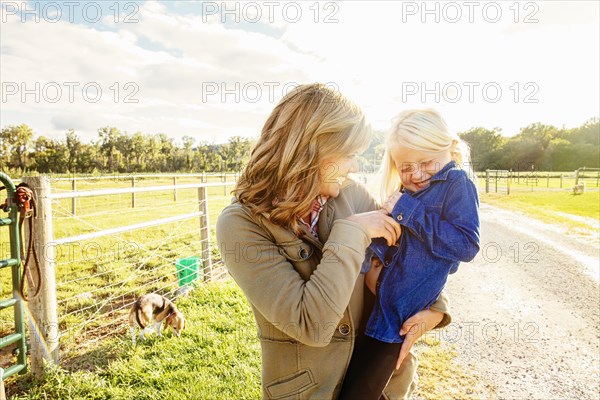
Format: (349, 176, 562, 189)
(319, 153, 360, 198)
(390, 143, 452, 192)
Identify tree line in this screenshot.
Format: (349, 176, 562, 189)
(360, 118, 599, 173)
(458, 118, 599, 172)
(0, 126, 253, 174)
(1, 118, 598, 175)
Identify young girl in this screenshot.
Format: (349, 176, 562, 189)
(340, 109, 481, 399)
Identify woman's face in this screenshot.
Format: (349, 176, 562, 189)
(319, 154, 360, 198)
(390, 143, 452, 192)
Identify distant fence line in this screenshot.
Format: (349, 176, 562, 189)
(482, 168, 600, 194)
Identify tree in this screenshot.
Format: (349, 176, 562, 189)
(459, 127, 505, 171)
(1, 124, 33, 170)
(31, 136, 68, 173)
(181, 136, 195, 170)
(65, 129, 82, 173)
(98, 126, 121, 172)
(226, 136, 252, 171)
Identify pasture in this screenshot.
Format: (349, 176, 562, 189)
(1, 171, 597, 399)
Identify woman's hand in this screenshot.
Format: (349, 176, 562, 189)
(396, 309, 444, 369)
(346, 210, 402, 246)
(383, 190, 402, 214)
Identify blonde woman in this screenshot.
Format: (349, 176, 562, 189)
(340, 109, 480, 399)
(216, 85, 451, 399)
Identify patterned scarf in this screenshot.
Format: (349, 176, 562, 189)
(300, 195, 329, 238)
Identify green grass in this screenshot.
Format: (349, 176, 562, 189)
(4, 171, 595, 399)
(6, 280, 262, 399)
(481, 190, 599, 239)
(6, 281, 486, 400)
(0, 175, 236, 358)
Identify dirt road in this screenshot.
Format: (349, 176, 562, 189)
(438, 203, 599, 399)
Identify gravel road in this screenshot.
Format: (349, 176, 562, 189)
(435, 203, 599, 399)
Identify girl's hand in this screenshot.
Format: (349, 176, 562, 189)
(346, 210, 402, 246)
(396, 309, 443, 369)
(383, 190, 402, 214)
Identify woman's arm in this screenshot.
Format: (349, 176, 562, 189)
(216, 203, 400, 347)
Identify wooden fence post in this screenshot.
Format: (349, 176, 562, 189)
(494, 170, 498, 193)
(485, 170, 489, 193)
(197, 187, 212, 281)
(173, 176, 177, 202)
(131, 176, 136, 208)
(0, 367, 5, 400)
(560, 174, 563, 188)
(22, 176, 59, 379)
(71, 178, 76, 216)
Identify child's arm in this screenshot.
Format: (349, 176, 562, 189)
(383, 190, 403, 215)
(359, 191, 404, 294)
(389, 174, 480, 262)
(365, 256, 383, 294)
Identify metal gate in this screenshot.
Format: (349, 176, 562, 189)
(0, 172, 28, 380)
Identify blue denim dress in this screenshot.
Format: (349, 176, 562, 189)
(361, 161, 480, 343)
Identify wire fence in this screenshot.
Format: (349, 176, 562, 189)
(51, 178, 231, 357)
(0, 174, 235, 374)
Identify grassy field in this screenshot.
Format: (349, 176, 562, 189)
(7, 281, 263, 399)
(1, 174, 235, 362)
(6, 280, 487, 400)
(1, 171, 596, 399)
(481, 190, 599, 240)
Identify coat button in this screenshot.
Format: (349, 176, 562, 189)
(338, 323, 350, 336)
(299, 248, 309, 260)
(396, 213, 403, 221)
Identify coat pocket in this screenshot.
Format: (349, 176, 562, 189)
(265, 369, 317, 399)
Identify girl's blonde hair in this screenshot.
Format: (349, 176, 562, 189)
(380, 109, 475, 202)
(235, 83, 371, 234)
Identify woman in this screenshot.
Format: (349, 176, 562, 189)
(216, 83, 451, 399)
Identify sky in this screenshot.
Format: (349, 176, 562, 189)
(1, 0, 598, 145)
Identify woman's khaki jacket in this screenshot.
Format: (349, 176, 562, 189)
(216, 180, 451, 399)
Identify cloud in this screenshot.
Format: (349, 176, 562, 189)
(0, 0, 321, 142)
(0, 0, 598, 143)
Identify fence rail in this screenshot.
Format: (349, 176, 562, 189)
(50, 181, 231, 199)
(482, 168, 600, 194)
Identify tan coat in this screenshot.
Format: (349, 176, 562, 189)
(216, 181, 451, 399)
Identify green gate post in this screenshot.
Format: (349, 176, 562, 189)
(0, 172, 28, 380)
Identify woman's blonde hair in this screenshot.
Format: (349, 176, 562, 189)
(380, 108, 475, 202)
(235, 83, 371, 234)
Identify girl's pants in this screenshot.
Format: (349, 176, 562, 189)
(339, 287, 402, 400)
(339, 333, 402, 400)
